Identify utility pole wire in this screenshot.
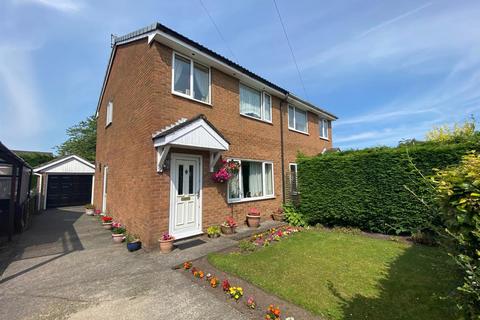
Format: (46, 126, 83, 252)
(272, 0, 309, 100)
(199, 0, 238, 62)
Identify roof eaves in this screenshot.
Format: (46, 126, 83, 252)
(98, 22, 337, 120)
(34, 154, 95, 172)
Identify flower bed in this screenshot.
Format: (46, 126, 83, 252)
(179, 226, 304, 319)
(250, 226, 300, 248)
(181, 260, 295, 319)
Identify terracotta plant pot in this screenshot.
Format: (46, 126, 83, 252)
(102, 222, 113, 230)
(246, 215, 261, 228)
(272, 213, 285, 221)
(158, 239, 174, 253)
(85, 208, 94, 216)
(112, 234, 125, 243)
(220, 225, 235, 234)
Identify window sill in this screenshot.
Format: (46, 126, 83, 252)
(288, 127, 309, 136)
(171, 91, 212, 107)
(319, 136, 329, 141)
(240, 113, 273, 125)
(228, 195, 275, 204)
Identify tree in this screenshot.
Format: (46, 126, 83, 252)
(55, 115, 96, 161)
(426, 116, 477, 143)
(14, 151, 55, 167)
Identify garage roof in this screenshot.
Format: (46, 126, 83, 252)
(34, 155, 95, 174)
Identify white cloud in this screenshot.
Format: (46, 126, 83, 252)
(15, 0, 83, 13)
(0, 47, 44, 143)
(357, 2, 433, 39)
(335, 130, 384, 143)
(335, 108, 436, 127)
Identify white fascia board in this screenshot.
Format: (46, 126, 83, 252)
(287, 96, 337, 121)
(34, 155, 95, 173)
(147, 31, 286, 98)
(95, 46, 117, 118)
(153, 119, 229, 151)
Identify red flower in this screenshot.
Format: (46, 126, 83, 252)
(248, 207, 261, 216)
(222, 279, 230, 291)
(102, 216, 113, 223)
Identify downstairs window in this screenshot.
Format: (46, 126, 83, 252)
(228, 160, 274, 202)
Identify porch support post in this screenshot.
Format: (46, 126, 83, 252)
(209, 151, 222, 172)
(156, 145, 171, 172)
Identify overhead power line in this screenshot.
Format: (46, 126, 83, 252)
(199, 0, 238, 62)
(272, 0, 309, 100)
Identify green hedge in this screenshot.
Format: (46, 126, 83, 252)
(297, 139, 480, 234)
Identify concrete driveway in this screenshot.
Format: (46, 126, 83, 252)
(0, 207, 249, 320)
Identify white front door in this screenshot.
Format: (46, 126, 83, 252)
(102, 166, 108, 213)
(169, 154, 202, 239)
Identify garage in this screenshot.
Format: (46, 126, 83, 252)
(46, 174, 93, 208)
(34, 155, 95, 209)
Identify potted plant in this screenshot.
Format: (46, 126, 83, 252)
(94, 209, 102, 216)
(207, 225, 221, 238)
(101, 216, 113, 229)
(111, 222, 126, 243)
(220, 216, 237, 234)
(246, 207, 261, 228)
(85, 204, 95, 215)
(272, 207, 285, 221)
(158, 232, 175, 253)
(126, 234, 142, 252)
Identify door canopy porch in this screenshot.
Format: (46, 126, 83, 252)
(152, 114, 230, 172)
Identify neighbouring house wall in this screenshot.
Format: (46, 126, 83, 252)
(95, 39, 332, 248)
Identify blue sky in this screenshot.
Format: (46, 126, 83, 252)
(1, 0, 479, 152)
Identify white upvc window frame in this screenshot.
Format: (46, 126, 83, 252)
(239, 83, 273, 123)
(227, 159, 275, 203)
(106, 101, 113, 127)
(319, 118, 329, 140)
(288, 104, 309, 134)
(171, 52, 212, 105)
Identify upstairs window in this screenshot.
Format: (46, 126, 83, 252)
(106, 101, 113, 126)
(172, 53, 210, 103)
(319, 118, 329, 139)
(228, 159, 274, 202)
(288, 105, 308, 133)
(239, 84, 272, 122)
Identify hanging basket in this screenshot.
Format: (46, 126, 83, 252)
(212, 159, 240, 183)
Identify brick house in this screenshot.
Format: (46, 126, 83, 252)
(94, 23, 337, 248)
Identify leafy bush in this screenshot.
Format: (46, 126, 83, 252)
(433, 152, 480, 318)
(297, 138, 480, 234)
(426, 117, 477, 143)
(283, 203, 306, 227)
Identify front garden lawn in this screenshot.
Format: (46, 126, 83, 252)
(208, 229, 462, 320)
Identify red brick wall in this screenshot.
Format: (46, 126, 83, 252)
(95, 39, 333, 248)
